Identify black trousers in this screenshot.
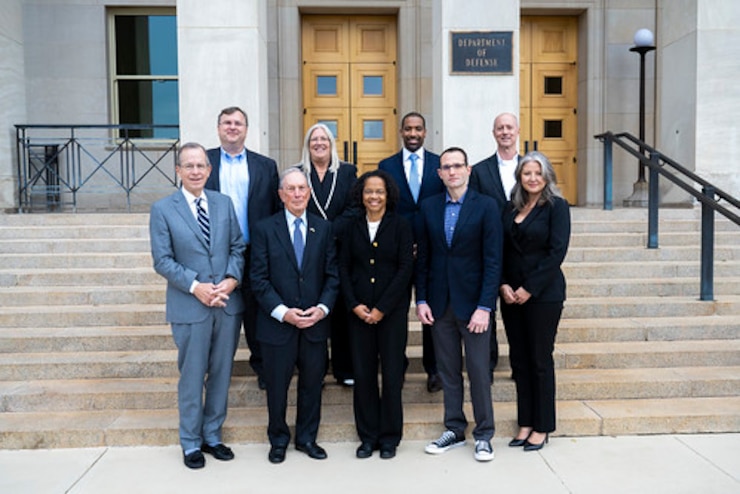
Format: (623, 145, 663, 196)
(501, 301, 562, 433)
(241, 247, 262, 378)
(330, 295, 353, 381)
(349, 305, 408, 447)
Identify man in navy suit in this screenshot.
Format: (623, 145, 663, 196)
(150, 142, 245, 469)
(378, 112, 445, 393)
(416, 147, 502, 462)
(205, 106, 280, 390)
(469, 112, 521, 377)
(250, 168, 339, 464)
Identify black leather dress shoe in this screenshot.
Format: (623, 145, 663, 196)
(183, 450, 205, 469)
(296, 442, 328, 460)
(201, 443, 234, 460)
(426, 373, 443, 393)
(356, 442, 375, 459)
(379, 445, 396, 459)
(268, 445, 287, 464)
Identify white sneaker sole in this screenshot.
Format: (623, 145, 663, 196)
(425, 440, 466, 454)
(474, 451, 495, 462)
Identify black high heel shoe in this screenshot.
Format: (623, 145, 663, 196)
(523, 433, 549, 451)
(509, 429, 532, 447)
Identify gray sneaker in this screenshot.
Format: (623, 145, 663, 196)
(474, 439, 495, 461)
(425, 430, 466, 454)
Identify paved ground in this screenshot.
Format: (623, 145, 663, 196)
(1, 434, 738, 493)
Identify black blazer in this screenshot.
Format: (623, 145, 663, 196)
(250, 211, 339, 345)
(205, 147, 281, 242)
(339, 212, 414, 315)
(415, 189, 503, 321)
(469, 152, 520, 213)
(501, 196, 571, 303)
(378, 150, 444, 229)
(304, 162, 359, 239)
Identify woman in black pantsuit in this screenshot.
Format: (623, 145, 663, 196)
(499, 151, 571, 452)
(339, 170, 414, 460)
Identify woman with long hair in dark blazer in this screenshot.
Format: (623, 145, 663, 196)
(500, 151, 571, 452)
(339, 169, 414, 460)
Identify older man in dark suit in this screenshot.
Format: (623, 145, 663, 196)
(150, 142, 245, 469)
(416, 147, 502, 463)
(250, 168, 339, 464)
(469, 112, 521, 376)
(205, 106, 280, 390)
(378, 111, 445, 393)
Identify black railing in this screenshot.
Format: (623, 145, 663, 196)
(595, 131, 740, 301)
(15, 124, 180, 212)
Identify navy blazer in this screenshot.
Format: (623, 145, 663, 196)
(378, 150, 444, 229)
(469, 152, 520, 213)
(339, 212, 414, 315)
(250, 211, 339, 345)
(415, 189, 503, 321)
(501, 196, 571, 303)
(205, 147, 281, 243)
(150, 189, 246, 324)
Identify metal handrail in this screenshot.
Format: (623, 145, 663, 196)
(15, 124, 180, 213)
(595, 131, 740, 301)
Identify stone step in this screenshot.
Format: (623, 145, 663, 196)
(567, 231, 740, 248)
(0, 213, 150, 226)
(0, 238, 151, 254)
(1, 315, 738, 355)
(3, 366, 737, 413)
(3, 295, 738, 328)
(2, 243, 738, 269)
(3, 275, 739, 307)
(0, 225, 149, 240)
(563, 261, 740, 278)
(569, 218, 740, 234)
(2, 340, 737, 381)
(1, 396, 738, 449)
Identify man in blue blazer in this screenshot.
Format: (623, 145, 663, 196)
(378, 112, 445, 393)
(205, 106, 281, 390)
(150, 142, 246, 469)
(250, 168, 339, 464)
(469, 112, 521, 377)
(416, 147, 503, 462)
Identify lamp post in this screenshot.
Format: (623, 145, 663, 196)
(623, 28, 656, 207)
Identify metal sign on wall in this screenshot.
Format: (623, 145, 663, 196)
(450, 31, 513, 74)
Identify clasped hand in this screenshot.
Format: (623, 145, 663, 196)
(500, 284, 531, 305)
(284, 306, 325, 329)
(353, 304, 384, 325)
(194, 278, 237, 308)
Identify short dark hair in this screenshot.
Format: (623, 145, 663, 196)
(217, 106, 248, 126)
(351, 169, 400, 213)
(401, 111, 426, 129)
(439, 146, 469, 167)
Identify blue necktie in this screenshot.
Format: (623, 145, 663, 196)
(293, 217, 304, 269)
(409, 153, 420, 202)
(195, 198, 210, 244)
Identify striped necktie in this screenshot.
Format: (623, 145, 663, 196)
(195, 197, 210, 243)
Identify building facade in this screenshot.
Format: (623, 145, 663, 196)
(2, 0, 738, 212)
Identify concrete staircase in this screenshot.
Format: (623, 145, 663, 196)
(0, 208, 738, 449)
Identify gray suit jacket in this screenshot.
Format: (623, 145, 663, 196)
(150, 189, 246, 323)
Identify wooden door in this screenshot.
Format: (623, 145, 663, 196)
(302, 15, 397, 175)
(520, 16, 578, 203)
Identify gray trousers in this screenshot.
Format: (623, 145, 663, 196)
(171, 309, 241, 452)
(431, 306, 495, 441)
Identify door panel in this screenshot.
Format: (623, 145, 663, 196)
(303, 15, 397, 170)
(520, 16, 578, 204)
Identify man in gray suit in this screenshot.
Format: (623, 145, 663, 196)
(150, 142, 246, 469)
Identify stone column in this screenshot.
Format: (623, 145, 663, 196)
(177, 0, 270, 153)
(0, 0, 26, 212)
(430, 0, 519, 163)
(658, 0, 740, 201)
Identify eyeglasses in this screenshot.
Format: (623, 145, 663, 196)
(179, 163, 210, 171)
(219, 119, 246, 127)
(309, 136, 330, 143)
(439, 163, 466, 172)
